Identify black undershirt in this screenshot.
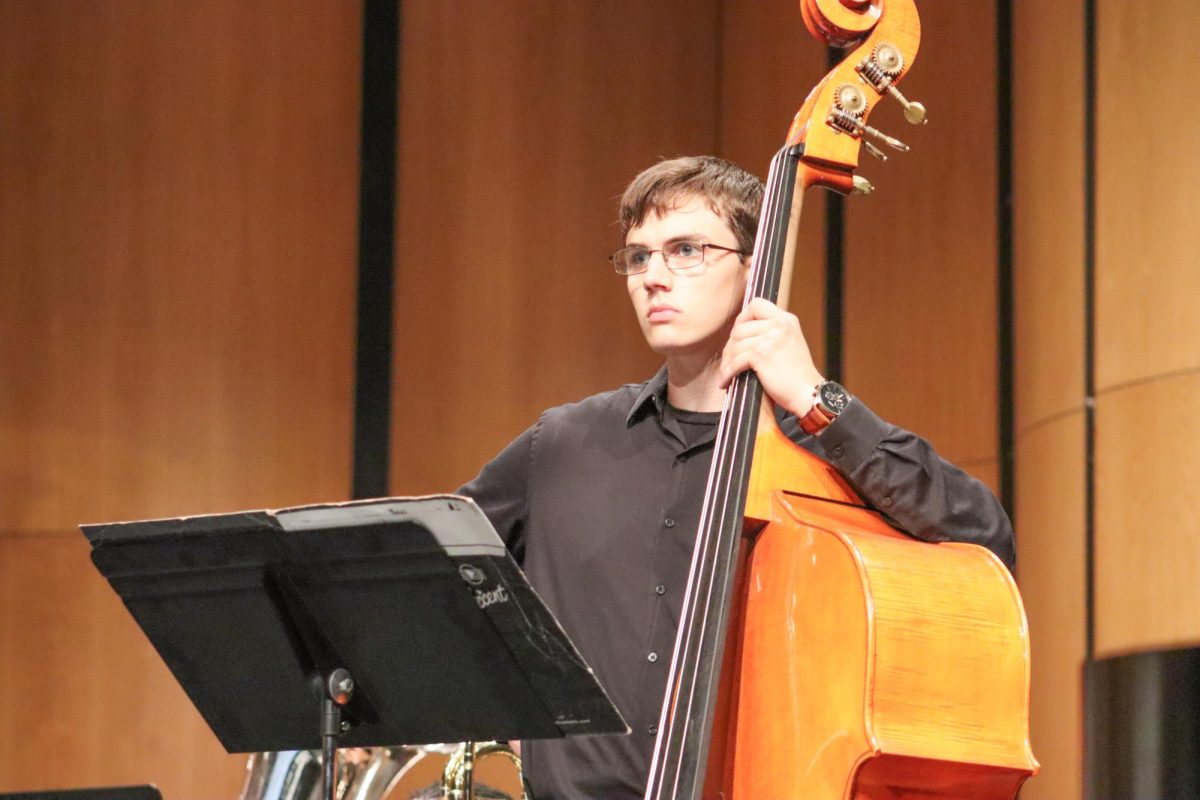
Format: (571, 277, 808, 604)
(665, 404, 720, 449)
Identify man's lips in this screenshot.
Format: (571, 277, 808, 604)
(647, 305, 679, 323)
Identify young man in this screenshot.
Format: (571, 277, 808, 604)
(459, 155, 1013, 799)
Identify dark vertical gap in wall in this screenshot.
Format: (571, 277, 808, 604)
(1084, 0, 1097, 661)
(996, 0, 1015, 534)
(352, 0, 400, 500)
(824, 47, 844, 384)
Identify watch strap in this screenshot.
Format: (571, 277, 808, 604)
(798, 400, 834, 434)
(798, 380, 849, 434)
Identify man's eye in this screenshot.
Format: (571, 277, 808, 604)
(628, 249, 652, 266)
(671, 242, 700, 258)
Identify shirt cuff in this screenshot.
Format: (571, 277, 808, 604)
(817, 398, 891, 474)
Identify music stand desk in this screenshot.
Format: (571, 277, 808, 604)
(81, 495, 626, 757)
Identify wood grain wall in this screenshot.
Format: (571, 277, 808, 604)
(1013, 1, 1200, 797)
(1012, 2, 1087, 798)
(1092, 0, 1200, 659)
(0, 1, 362, 795)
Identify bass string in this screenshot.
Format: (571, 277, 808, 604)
(662, 143, 795, 741)
(669, 144, 797, 758)
(663, 145, 791, 737)
(646, 145, 799, 796)
(687, 143, 795, 682)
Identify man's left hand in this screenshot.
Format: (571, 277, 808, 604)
(717, 298, 824, 417)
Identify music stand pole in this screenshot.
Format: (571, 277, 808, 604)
(320, 668, 356, 800)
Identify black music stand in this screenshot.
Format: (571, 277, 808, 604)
(82, 495, 626, 800)
(0, 789, 161, 800)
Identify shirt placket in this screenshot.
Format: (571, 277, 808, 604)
(639, 420, 714, 739)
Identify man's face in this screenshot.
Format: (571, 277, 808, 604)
(625, 197, 749, 359)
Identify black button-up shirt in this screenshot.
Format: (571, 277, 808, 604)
(458, 367, 1014, 799)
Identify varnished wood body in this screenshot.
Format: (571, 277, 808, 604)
(710, 414, 1037, 798)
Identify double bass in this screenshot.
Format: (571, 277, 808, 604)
(644, 1, 1039, 798)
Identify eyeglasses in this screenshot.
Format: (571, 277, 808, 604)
(608, 240, 747, 276)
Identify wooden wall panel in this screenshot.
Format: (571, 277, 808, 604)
(1093, 0, 1200, 658)
(0, 0, 361, 531)
(1015, 415, 1086, 800)
(1094, 375, 1200, 656)
(0, 1, 361, 794)
(1013, 1, 1086, 431)
(0, 537, 244, 794)
(843, 2, 998, 469)
(1094, 0, 1200, 391)
(718, 0, 828, 370)
(1011, 1, 1086, 796)
(391, 1, 719, 495)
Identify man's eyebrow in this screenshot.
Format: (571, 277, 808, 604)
(624, 233, 703, 247)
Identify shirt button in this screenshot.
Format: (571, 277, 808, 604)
(832, 445, 844, 458)
(655, 584, 666, 595)
(648, 725, 658, 735)
(664, 518, 676, 528)
(882, 495, 893, 507)
(647, 652, 658, 663)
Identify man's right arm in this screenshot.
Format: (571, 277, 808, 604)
(456, 419, 539, 565)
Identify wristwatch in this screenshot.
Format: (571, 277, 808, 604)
(798, 380, 852, 435)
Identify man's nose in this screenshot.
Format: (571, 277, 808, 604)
(641, 251, 673, 288)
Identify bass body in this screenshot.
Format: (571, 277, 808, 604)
(712, 420, 1037, 799)
(645, 1, 1038, 797)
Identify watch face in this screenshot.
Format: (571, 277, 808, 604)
(818, 382, 851, 415)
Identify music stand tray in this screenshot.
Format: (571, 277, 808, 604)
(81, 495, 627, 755)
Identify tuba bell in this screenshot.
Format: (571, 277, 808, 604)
(239, 741, 522, 800)
(239, 747, 422, 800)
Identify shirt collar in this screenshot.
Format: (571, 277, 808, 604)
(626, 364, 670, 426)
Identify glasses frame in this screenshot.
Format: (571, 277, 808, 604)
(608, 241, 747, 276)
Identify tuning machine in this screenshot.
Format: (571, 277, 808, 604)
(826, 91, 911, 155)
(856, 42, 928, 125)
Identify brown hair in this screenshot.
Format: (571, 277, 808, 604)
(617, 156, 765, 254)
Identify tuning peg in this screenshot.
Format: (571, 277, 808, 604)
(852, 175, 874, 195)
(855, 43, 929, 125)
(886, 86, 927, 125)
(863, 140, 887, 161)
(862, 124, 909, 152)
